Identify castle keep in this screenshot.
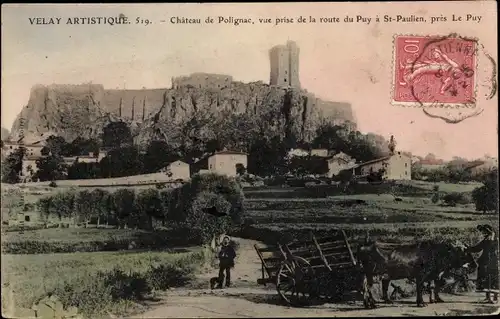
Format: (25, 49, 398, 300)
(269, 40, 301, 88)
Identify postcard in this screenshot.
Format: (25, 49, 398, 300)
(1, 2, 498, 318)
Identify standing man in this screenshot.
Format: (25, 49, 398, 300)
(216, 236, 237, 289)
(466, 224, 499, 303)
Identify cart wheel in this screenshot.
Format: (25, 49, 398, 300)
(276, 256, 316, 307)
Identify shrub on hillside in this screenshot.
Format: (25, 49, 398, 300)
(104, 268, 151, 301)
(146, 263, 194, 290)
(442, 192, 469, 206)
(167, 173, 245, 244)
(430, 185, 440, 203)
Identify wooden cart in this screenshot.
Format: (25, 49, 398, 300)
(254, 229, 360, 306)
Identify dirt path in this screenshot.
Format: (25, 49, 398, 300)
(133, 238, 499, 318)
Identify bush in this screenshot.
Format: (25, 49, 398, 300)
(431, 185, 440, 203)
(442, 192, 468, 206)
(50, 273, 114, 317)
(146, 263, 193, 290)
(49, 181, 57, 188)
(167, 173, 245, 244)
(104, 268, 151, 301)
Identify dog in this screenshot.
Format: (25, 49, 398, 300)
(210, 276, 222, 290)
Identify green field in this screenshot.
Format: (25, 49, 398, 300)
(241, 182, 497, 246)
(1, 249, 207, 318)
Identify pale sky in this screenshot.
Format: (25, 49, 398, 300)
(1, 2, 498, 160)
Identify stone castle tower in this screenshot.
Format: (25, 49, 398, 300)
(269, 40, 300, 88)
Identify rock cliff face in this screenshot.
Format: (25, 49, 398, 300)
(9, 82, 355, 145)
(1, 127, 9, 141)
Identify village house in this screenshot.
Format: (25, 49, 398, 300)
(310, 149, 329, 157)
(327, 152, 357, 177)
(193, 150, 248, 177)
(62, 151, 107, 165)
(465, 157, 498, 176)
(287, 148, 331, 158)
(2, 140, 45, 158)
(353, 151, 412, 180)
(19, 150, 108, 180)
(287, 148, 310, 158)
(160, 160, 191, 181)
(416, 158, 446, 171)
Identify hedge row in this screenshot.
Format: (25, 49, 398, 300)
(1, 228, 196, 254)
(33, 173, 245, 248)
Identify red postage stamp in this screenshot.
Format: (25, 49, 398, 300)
(392, 35, 477, 107)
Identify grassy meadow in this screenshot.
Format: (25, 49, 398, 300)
(2, 249, 206, 318)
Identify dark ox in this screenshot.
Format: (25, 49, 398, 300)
(356, 238, 477, 308)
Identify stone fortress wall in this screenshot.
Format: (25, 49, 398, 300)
(171, 73, 233, 90)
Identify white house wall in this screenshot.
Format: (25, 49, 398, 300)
(388, 153, 412, 180)
(208, 154, 248, 177)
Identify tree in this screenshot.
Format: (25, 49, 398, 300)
(41, 135, 70, 157)
(36, 196, 52, 224)
(367, 166, 387, 184)
(74, 190, 93, 226)
(288, 155, 329, 177)
(142, 140, 178, 174)
(99, 146, 143, 178)
(67, 162, 101, 180)
(112, 188, 136, 228)
(248, 136, 288, 177)
(312, 122, 386, 163)
(135, 188, 164, 229)
(34, 155, 67, 181)
(68, 137, 100, 156)
(444, 163, 472, 183)
(472, 168, 498, 213)
(167, 173, 245, 244)
(51, 191, 75, 227)
(1, 147, 26, 183)
(101, 121, 133, 149)
(90, 188, 111, 226)
(235, 163, 246, 176)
